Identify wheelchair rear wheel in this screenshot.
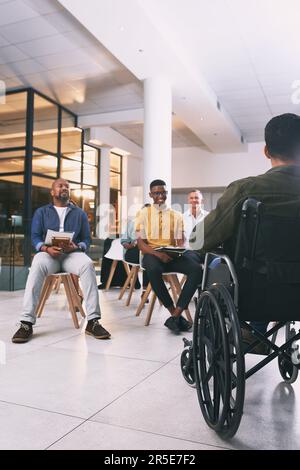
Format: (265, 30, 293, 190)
(193, 284, 245, 438)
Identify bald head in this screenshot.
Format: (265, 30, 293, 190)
(50, 178, 70, 207)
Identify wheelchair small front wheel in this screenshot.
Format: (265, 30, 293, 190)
(180, 348, 195, 386)
(278, 355, 298, 384)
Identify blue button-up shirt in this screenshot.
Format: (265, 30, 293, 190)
(31, 203, 91, 252)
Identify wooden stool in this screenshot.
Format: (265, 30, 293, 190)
(118, 263, 140, 306)
(135, 274, 192, 326)
(35, 273, 86, 329)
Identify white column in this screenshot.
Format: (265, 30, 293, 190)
(143, 77, 172, 203)
(99, 147, 111, 206)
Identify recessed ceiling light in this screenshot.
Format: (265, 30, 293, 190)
(120, 26, 125, 31)
(200, 117, 204, 121)
(138, 49, 144, 53)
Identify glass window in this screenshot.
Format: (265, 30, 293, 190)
(33, 94, 58, 154)
(0, 157, 24, 173)
(0, 91, 27, 149)
(61, 128, 82, 158)
(110, 153, 121, 172)
(110, 171, 121, 190)
(83, 187, 96, 235)
(109, 153, 122, 235)
(84, 144, 98, 166)
(0, 179, 25, 290)
(0, 149, 25, 158)
(83, 163, 97, 186)
(32, 175, 55, 189)
(0, 174, 24, 184)
(61, 157, 81, 183)
(32, 182, 53, 214)
(62, 109, 76, 129)
(32, 154, 58, 177)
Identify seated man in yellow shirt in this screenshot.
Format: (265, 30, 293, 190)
(136, 179, 203, 334)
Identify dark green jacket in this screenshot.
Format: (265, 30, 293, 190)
(190, 165, 300, 253)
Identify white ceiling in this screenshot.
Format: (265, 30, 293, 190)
(1, 0, 300, 150)
(138, 0, 300, 142)
(112, 117, 209, 149)
(0, 0, 143, 115)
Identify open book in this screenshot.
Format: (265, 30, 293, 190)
(45, 229, 74, 247)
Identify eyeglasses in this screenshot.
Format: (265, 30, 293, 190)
(151, 191, 168, 196)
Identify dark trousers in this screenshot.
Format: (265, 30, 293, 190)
(250, 321, 269, 334)
(124, 246, 148, 288)
(142, 251, 203, 309)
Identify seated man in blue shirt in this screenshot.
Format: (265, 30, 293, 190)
(12, 178, 110, 343)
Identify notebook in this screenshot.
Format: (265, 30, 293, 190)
(44, 229, 74, 246)
(154, 246, 187, 255)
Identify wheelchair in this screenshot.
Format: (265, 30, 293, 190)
(180, 198, 300, 438)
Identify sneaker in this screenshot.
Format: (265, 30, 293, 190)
(164, 316, 181, 334)
(241, 327, 269, 355)
(178, 316, 193, 332)
(85, 319, 111, 339)
(12, 321, 33, 343)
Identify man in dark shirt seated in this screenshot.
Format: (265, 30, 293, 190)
(12, 178, 110, 343)
(191, 113, 300, 352)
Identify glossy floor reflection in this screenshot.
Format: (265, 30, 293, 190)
(0, 287, 299, 450)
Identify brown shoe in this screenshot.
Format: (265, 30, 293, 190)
(85, 319, 111, 339)
(12, 321, 33, 343)
(241, 327, 269, 355)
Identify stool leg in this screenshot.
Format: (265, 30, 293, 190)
(144, 291, 157, 326)
(135, 282, 152, 316)
(179, 275, 186, 289)
(167, 275, 179, 303)
(69, 275, 86, 319)
(123, 261, 131, 276)
(105, 260, 118, 290)
(61, 276, 80, 329)
(54, 275, 61, 294)
(126, 266, 139, 306)
(36, 276, 56, 318)
(119, 269, 134, 300)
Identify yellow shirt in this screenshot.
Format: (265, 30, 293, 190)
(135, 205, 184, 249)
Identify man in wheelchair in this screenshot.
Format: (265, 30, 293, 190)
(182, 113, 300, 438)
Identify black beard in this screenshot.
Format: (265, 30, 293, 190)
(57, 194, 69, 203)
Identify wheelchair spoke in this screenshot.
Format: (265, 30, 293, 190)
(193, 285, 245, 438)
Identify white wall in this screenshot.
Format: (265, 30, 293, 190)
(122, 155, 143, 211)
(172, 142, 270, 188)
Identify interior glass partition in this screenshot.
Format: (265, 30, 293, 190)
(0, 90, 27, 290)
(0, 88, 101, 290)
(110, 152, 122, 235)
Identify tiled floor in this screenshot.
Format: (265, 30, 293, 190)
(0, 287, 299, 450)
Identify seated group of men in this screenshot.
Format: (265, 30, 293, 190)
(12, 113, 300, 347)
